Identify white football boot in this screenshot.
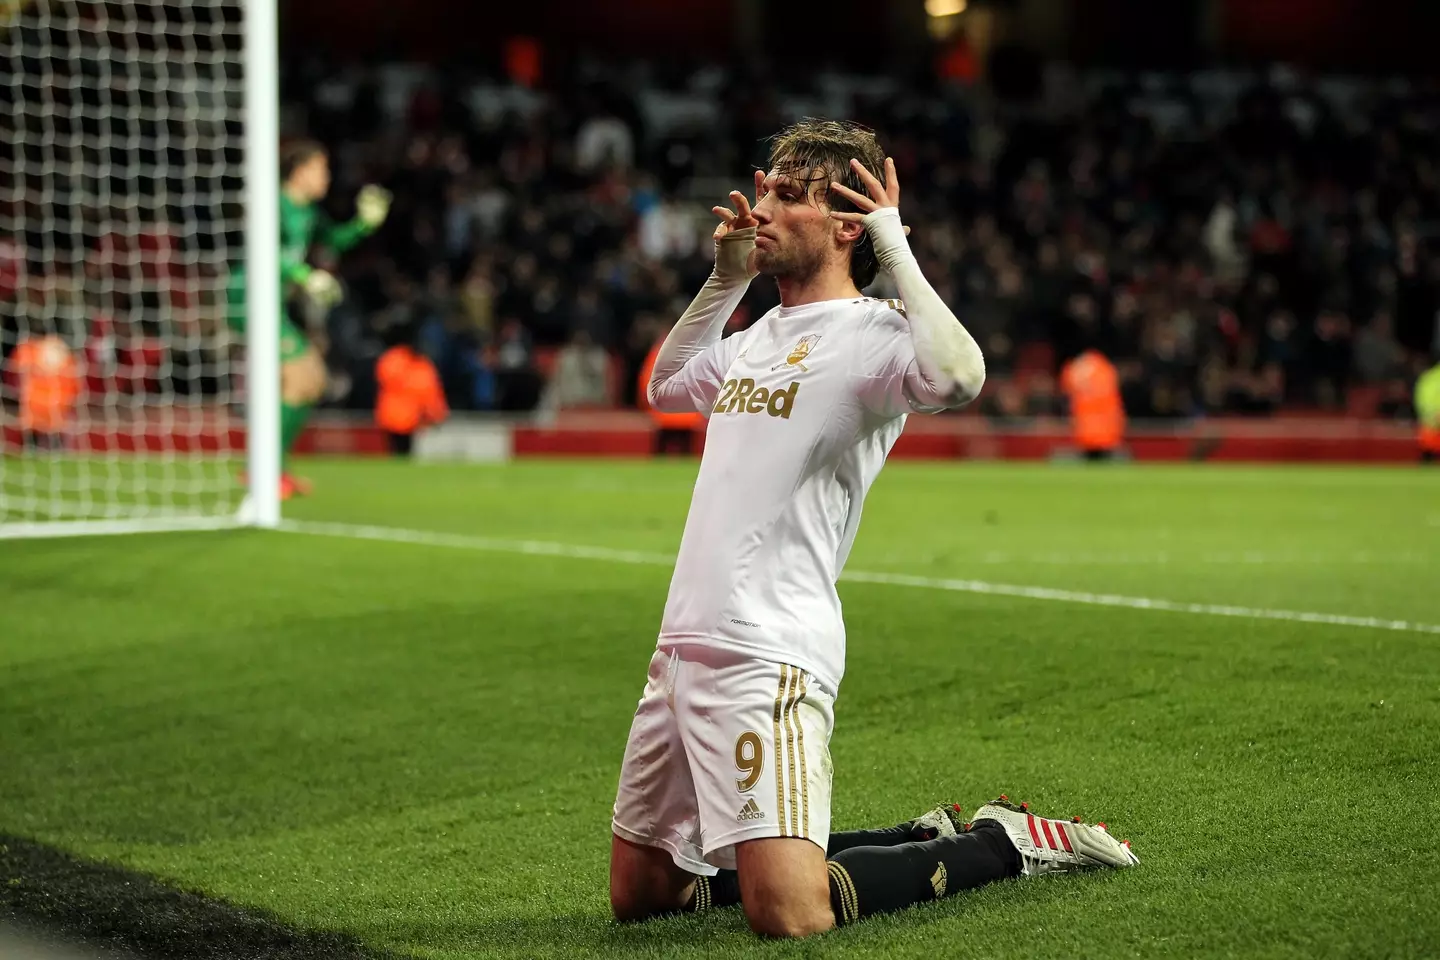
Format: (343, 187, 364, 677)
(969, 795, 1139, 876)
(909, 803, 966, 840)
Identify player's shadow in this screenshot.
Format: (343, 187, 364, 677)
(366, 909, 755, 958)
(368, 870, 1135, 957)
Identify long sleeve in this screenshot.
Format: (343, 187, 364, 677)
(319, 217, 375, 254)
(280, 260, 312, 287)
(278, 195, 316, 286)
(864, 208, 986, 409)
(646, 227, 756, 413)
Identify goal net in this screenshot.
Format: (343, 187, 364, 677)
(0, 0, 269, 537)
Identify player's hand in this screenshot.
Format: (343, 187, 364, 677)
(828, 156, 900, 219)
(709, 169, 764, 280)
(303, 268, 342, 306)
(356, 185, 392, 229)
(828, 157, 912, 269)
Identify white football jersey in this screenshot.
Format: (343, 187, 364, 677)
(654, 296, 944, 692)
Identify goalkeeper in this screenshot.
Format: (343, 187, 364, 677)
(227, 140, 391, 497)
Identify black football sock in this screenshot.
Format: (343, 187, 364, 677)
(826, 821, 922, 855)
(691, 816, 962, 913)
(826, 822, 1022, 925)
(701, 823, 913, 913)
(683, 870, 743, 912)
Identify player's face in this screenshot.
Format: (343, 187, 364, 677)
(293, 154, 331, 202)
(751, 165, 839, 281)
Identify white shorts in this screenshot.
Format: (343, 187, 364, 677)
(611, 644, 836, 874)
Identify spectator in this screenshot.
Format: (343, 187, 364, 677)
(542, 328, 611, 410)
(574, 99, 634, 173)
(570, 284, 616, 347)
(1352, 310, 1405, 385)
(1308, 306, 1353, 409)
(493, 318, 541, 411)
(20, 45, 1440, 423)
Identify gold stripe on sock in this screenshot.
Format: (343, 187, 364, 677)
(826, 863, 844, 923)
(692, 876, 708, 911)
(784, 665, 800, 838)
(843, 863, 860, 921)
(830, 863, 850, 923)
(773, 664, 788, 836)
(828, 861, 859, 924)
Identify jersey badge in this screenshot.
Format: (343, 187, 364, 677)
(773, 334, 821, 372)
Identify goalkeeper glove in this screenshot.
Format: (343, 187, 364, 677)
(302, 268, 343, 307)
(355, 185, 392, 230)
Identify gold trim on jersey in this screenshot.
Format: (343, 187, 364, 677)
(772, 664, 813, 838)
(796, 671, 810, 838)
(773, 665, 788, 836)
(784, 665, 801, 837)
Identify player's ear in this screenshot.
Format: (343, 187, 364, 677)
(833, 217, 865, 244)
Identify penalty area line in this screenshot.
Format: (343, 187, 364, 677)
(278, 520, 1440, 637)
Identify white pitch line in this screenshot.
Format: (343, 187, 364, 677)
(279, 520, 1440, 637)
(841, 570, 1440, 635)
(0, 514, 241, 540)
(872, 550, 1431, 566)
(279, 519, 676, 566)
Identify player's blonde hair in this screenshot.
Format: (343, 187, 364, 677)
(766, 118, 887, 288)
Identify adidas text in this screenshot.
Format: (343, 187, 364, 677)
(737, 798, 766, 822)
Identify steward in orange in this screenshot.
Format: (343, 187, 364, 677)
(1060, 348, 1125, 461)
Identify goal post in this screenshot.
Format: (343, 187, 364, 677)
(0, 0, 281, 538)
(243, 0, 279, 529)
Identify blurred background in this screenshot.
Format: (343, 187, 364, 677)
(6, 0, 1440, 461)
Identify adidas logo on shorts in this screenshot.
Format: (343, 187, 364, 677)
(737, 798, 765, 822)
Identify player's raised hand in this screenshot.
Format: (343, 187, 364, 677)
(711, 169, 765, 239)
(710, 169, 764, 280)
(828, 157, 899, 218)
(829, 158, 911, 238)
(356, 185, 392, 229)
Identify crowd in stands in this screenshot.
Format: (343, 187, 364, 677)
(287, 53, 1438, 421)
(6, 41, 1440, 423)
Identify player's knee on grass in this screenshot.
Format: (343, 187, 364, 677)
(735, 837, 834, 938)
(608, 834, 695, 922)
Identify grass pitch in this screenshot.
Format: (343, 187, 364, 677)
(3, 459, 1439, 959)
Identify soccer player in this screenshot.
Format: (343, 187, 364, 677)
(227, 140, 391, 498)
(609, 120, 1138, 938)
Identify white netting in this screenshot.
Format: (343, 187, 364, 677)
(0, 0, 246, 529)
